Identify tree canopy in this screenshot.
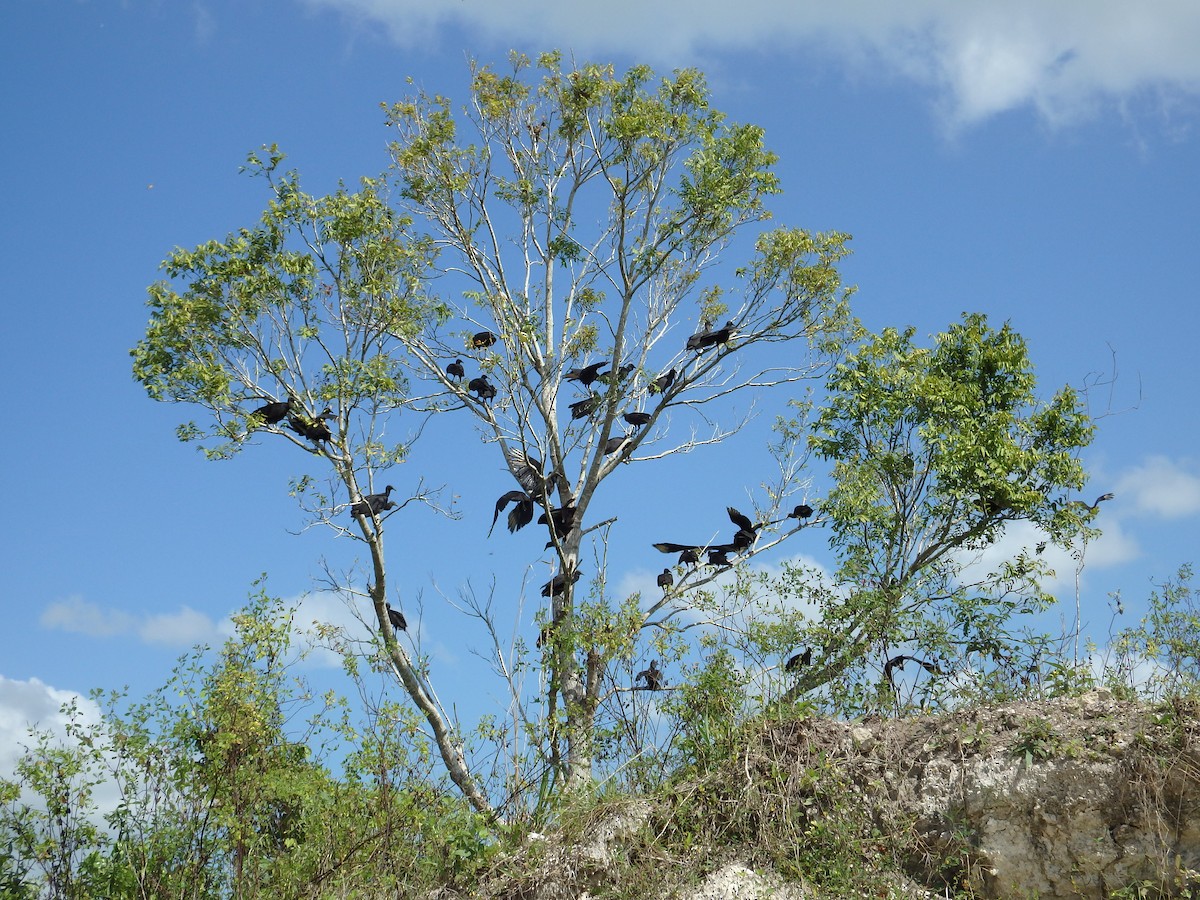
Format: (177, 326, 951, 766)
(130, 52, 1103, 819)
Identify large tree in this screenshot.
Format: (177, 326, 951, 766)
(381, 51, 853, 791)
(132, 52, 855, 813)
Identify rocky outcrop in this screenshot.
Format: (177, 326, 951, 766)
(452, 693, 1200, 899)
(817, 690, 1200, 898)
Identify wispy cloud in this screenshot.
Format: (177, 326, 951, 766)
(1115, 455, 1200, 519)
(36, 591, 405, 667)
(192, 2, 217, 44)
(299, 0, 1200, 130)
(40, 597, 224, 646)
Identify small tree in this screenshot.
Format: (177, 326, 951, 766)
(130, 157, 497, 813)
(1108, 564, 1200, 700)
(774, 314, 1099, 714)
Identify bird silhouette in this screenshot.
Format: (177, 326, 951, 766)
(654, 506, 756, 562)
(883, 655, 941, 691)
(541, 569, 581, 598)
(657, 568, 674, 591)
(635, 660, 664, 691)
(1071, 492, 1115, 513)
(468, 375, 497, 403)
(250, 398, 292, 425)
(386, 605, 407, 631)
(727, 506, 758, 549)
(288, 408, 334, 442)
(538, 504, 577, 538)
(506, 447, 545, 496)
(603, 434, 631, 455)
(648, 368, 677, 395)
(351, 485, 396, 518)
(678, 548, 700, 565)
(622, 411, 652, 427)
(471, 330, 497, 349)
(686, 319, 714, 351)
(787, 503, 814, 521)
(597, 363, 635, 386)
(446, 359, 465, 379)
(564, 361, 607, 386)
(785, 648, 813, 672)
(653, 541, 701, 555)
(569, 393, 602, 420)
(699, 320, 736, 348)
(490, 490, 534, 536)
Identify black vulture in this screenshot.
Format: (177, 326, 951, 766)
(787, 503, 814, 521)
(468, 375, 497, 403)
(622, 411, 652, 427)
(540, 569, 581, 598)
(506, 447, 545, 496)
(707, 548, 731, 568)
(653, 541, 701, 555)
(446, 359, 465, 379)
(730, 528, 755, 551)
(471, 330, 497, 349)
(386, 605, 407, 632)
(727, 507, 755, 534)
(250, 398, 292, 425)
(597, 363, 635, 385)
(603, 434, 631, 455)
(564, 361, 607, 386)
(699, 320, 736, 348)
(568, 393, 602, 420)
(727, 507, 758, 549)
(490, 490, 534, 536)
(785, 648, 813, 672)
(648, 368, 676, 394)
(635, 660, 664, 691)
(351, 485, 396, 518)
(538, 504, 577, 537)
(686, 319, 713, 351)
(883, 655, 941, 691)
(288, 408, 334, 442)
(678, 548, 700, 565)
(656, 568, 674, 591)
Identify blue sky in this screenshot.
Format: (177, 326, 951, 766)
(2, 0, 1199, 772)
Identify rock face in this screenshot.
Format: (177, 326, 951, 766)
(822, 690, 1200, 898)
(455, 693, 1200, 899)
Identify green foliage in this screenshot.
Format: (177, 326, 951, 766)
(131, 150, 443, 460)
(777, 312, 1097, 716)
(1108, 565, 1200, 700)
(1012, 717, 1065, 767)
(0, 586, 501, 898)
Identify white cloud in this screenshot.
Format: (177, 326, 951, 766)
(299, 0, 1200, 129)
(192, 2, 217, 44)
(40, 596, 136, 637)
(138, 607, 223, 646)
(0, 677, 122, 821)
(40, 597, 222, 647)
(36, 590, 409, 667)
(955, 514, 1139, 596)
(1115, 455, 1200, 519)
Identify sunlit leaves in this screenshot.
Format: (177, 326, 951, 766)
(132, 152, 439, 460)
(786, 313, 1098, 714)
